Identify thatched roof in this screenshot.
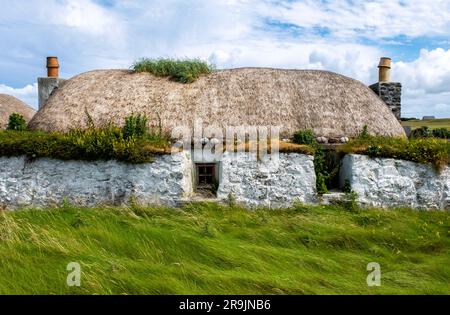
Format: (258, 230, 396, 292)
(29, 68, 405, 138)
(0, 94, 36, 129)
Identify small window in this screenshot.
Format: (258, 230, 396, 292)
(195, 163, 218, 196)
(197, 164, 215, 185)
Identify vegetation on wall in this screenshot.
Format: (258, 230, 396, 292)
(233, 140, 315, 156)
(339, 135, 450, 171)
(132, 58, 214, 83)
(410, 126, 450, 139)
(293, 129, 316, 145)
(0, 202, 448, 294)
(0, 114, 171, 164)
(293, 126, 450, 193)
(292, 129, 335, 194)
(2, 113, 448, 169)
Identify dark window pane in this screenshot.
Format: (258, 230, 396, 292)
(196, 164, 215, 185)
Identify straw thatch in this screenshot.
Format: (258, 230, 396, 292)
(0, 94, 36, 129)
(29, 68, 405, 138)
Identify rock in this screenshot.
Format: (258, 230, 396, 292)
(316, 136, 328, 143)
(340, 137, 349, 143)
(0, 153, 194, 209)
(217, 152, 317, 208)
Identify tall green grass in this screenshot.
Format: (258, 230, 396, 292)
(132, 58, 214, 83)
(0, 202, 448, 294)
(0, 114, 172, 164)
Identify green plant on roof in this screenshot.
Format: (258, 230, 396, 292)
(132, 58, 214, 83)
(359, 124, 370, 139)
(123, 114, 149, 139)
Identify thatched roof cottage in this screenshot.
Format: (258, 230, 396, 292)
(0, 94, 36, 129)
(29, 60, 405, 139)
(3, 58, 447, 210)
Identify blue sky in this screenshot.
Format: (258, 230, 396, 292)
(0, 0, 449, 118)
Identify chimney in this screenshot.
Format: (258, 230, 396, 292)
(38, 57, 65, 110)
(378, 57, 391, 82)
(369, 57, 402, 120)
(46, 56, 59, 77)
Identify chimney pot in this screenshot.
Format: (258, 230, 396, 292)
(46, 56, 59, 77)
(378, 57, 391, 82)
(38, 57, 65, 110)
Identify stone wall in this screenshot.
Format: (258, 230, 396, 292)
(340, 154, 450, 210)
(2, 152, 447, 210)
(0, 153, 193, 209)
(369, 82, 402, 119)
(217, 152, 317, 208)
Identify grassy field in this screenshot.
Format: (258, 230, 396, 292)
(0, 202, 449, 294)
(401, 118, 450, 130)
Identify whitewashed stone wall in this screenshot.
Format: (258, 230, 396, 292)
(0, 153, 193, 209)
(6, 151, 446, 210)
(217, 152, 317, 208)
(340, 154, 450, 210)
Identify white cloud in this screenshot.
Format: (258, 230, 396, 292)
(0, 83, 38, 109)
(394, 48, 450, 94)
(0, 0, 449, 118)
(0, 0, 127, 79)
(393, 48, 450, 118)
(401, 92, 450, 118)
(0, 0, 124, 38)
(62, 0, 125, 38)
(199, 40, 382, 83)
(265, 0, 450, 39)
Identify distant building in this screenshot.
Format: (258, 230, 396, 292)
(422, 116, 435, 120)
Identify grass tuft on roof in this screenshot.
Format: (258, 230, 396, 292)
(132, 58, 214, 83)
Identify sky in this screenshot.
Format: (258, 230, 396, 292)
(0, 0, 449, 118)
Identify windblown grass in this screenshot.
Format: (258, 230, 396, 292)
(0, 202, 448, 294)
(132, 58, 213, 83)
